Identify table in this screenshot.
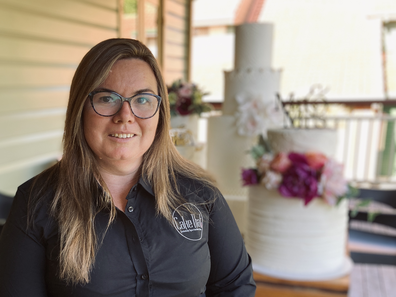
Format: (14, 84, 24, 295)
(254, 271, 349, 297)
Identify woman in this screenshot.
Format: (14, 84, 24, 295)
(0, 39, 256, 296)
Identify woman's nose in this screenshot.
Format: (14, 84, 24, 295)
(113, 101, 136, 123)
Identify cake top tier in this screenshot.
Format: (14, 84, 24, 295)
(234, 22, 274, 70)
(267, 129, 338, 157)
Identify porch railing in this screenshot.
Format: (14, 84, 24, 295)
(288, 114, 396, 187)
(208, 98, 396, 188)
(278, 96, 396, 188)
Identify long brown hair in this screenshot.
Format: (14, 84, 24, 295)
(31, 39, 215, 284)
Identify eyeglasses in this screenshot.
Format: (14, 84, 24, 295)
(88, 89, 162, 119)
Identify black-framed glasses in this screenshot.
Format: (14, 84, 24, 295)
(88, 89, 162, 119)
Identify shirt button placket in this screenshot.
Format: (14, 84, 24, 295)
(126, 185, 137, 213)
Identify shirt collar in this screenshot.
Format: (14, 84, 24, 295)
(138, 176, 155, 196)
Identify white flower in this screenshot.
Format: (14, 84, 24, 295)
(261, 171, 282, 189)
(234, 93, 283, 136)
(257, 154, 273, 175)
(263, 101, 284, 126)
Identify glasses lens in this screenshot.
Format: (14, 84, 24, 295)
(130, 94, 159, 118)
(92, 92, 122, 116)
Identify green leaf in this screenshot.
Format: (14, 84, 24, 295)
(349, 198, 374, 221)
(346, 185, 359, 198)
(357, 199, 371, 207)
(250, 145, 266, 161)
(367, 212, 379, 222)
(349, 198, 371, 215)
(350, 208, 359, 218)
(168, 92, 178, 105)
(337, 185, 360, 205)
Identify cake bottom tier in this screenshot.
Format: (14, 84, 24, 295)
(206, 115, 257, 197)
(246, 185, 352, 280)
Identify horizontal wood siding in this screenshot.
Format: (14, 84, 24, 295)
(0, 0, 119, 195)
(162, 0, 189, 85)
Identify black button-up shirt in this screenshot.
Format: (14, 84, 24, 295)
(0, 173, 256, 296)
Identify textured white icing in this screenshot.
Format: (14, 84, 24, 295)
(170, 114, 199, 140)
(245, 129, 348, 279)
(206, 115, 256, 197)
(267, 128, 338, 157)
(222, 68, 282, 116)
(222, 22, 281, 116)
(234, 23, 274, 69)
(207, 22, 281, 197)
(246, 186, 348, 277)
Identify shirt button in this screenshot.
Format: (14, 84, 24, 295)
(128, 206, 134, 213)
(141, 274, 148, 280)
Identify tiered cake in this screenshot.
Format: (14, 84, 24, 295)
(246, 129, 352, 280)
(206, 23, 282, 199)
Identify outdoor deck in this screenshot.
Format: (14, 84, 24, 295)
(349, 264, 396, 297)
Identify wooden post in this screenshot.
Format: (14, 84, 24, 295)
(117, 0, 124, 37)
(137, 0, 146, 43)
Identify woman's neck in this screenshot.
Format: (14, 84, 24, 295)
(99, 167, 140, 212)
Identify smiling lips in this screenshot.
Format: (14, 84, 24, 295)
(111, 133, 135, 139)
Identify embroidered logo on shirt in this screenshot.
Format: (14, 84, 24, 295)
(172, 203, 203, 241)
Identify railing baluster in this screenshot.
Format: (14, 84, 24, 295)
(354, 120, 361, 181)
(343, 119, 351, 179)
(377, 119, 385, 183)
(365, 119, 374, 183)
(388, 119, 396, 182)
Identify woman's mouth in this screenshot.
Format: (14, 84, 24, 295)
(111, 133, 135, 139)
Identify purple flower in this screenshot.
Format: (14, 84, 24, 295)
(278, 162, 319, 205)
(241, 168, 259, 186)
(176, 97, 193, 116)
(288, 152, 309, 165)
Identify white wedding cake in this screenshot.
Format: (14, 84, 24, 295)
(206, 23, 282, 201)
(246, 129, 352, 280)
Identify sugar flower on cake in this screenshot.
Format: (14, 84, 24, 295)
(167, 79, 213, 117)
(235, 93, 283, 136)
(319, 159, 349, 205)
(242, 146, 349, 206)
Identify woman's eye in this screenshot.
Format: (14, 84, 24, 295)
(136, 96, 149, 105)
(99, 96, 115, 103)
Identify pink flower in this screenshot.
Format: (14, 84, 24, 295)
(320, 159, 348, 205)
(305, 152, 328, 170)
(270, 152, 292, 173)
(178, 83, 194, 98)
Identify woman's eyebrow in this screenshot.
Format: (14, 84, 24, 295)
(94, 88, 157, 95)
(135, 88, 156, 95)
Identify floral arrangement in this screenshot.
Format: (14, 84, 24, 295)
(167, 79, 213, 117)
(241, 145, 350, 206)
(169, 128, 195, 147)
(235, 93, 283, 136)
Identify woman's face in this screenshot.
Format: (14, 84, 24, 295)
(83, 58, 160, 175)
